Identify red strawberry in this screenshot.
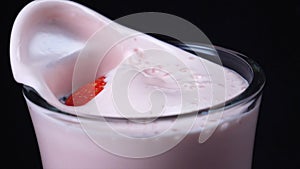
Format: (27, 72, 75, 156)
(65, 76, 106, 106)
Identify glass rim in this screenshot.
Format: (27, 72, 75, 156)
(22, 42, 266, 121)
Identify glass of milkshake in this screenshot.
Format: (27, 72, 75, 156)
(11, 1, 265, 169)
(22, 42, 265, 169)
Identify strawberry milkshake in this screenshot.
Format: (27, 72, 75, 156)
(11, 1, 265, 169)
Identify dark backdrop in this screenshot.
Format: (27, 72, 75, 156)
(3, 0, 295, 168)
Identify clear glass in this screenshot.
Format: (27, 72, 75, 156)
(23, 43, 265, 169)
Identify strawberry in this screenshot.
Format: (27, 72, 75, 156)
(65, 76, 106, 106)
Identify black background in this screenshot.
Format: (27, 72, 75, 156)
(2, 0, 296, 168)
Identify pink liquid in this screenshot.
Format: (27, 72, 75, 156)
(25, 92, 261, 169)
(14, 1, 264, 168)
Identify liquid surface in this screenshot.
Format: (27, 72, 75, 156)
(71, 40, 249, 118)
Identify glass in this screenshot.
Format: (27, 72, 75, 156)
(22, 43, 265, 169)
